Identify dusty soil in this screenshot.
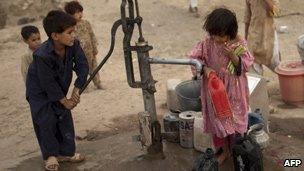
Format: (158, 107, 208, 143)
(0, 0, 303, 170)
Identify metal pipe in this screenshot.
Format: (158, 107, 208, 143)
(148, 57, 203, 78)
(80, 19, 122, 94)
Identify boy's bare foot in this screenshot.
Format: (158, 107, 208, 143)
(189, 6, 200, 17)
(189, 6, 194, 13)
(96, 84, 105, 90)
(269, 104, 276, 114)
(194, 12, 200, 18)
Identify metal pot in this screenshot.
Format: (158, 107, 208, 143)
(248, 123, 270, 149)
(175, 80, 201, 112)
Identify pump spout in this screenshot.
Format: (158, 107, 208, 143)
(148, 57, 203, 78)
(190, 59, 203, 78)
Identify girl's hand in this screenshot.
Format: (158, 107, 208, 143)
(204, 67, 215, 78)
(223, 42, 238, 58)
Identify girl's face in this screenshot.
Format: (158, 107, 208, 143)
(213, 35, 230, 44)
(73, 11, 83, 22)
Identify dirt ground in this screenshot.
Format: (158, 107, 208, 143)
(0, 0, 303, 170)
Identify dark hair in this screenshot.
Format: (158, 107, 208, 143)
(64, 1, 83, 15)
(21, 25, 39, 40)
(43, 10, 77, 38)
(203, 8, 238, 39)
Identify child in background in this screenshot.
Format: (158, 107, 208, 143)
(20, 25, 41, 83)
(245, 0, 280, 75)
(26, 10, 89, 170)
(188, 0, 200, 17)
(189, 8, 254, 164)
(64, 1, 104, 90)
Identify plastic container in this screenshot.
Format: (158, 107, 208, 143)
(193, 116, 212, 152)
(163, 110, 180, 143)
(193, 148, 219, 171)
(166, 79, 182, 111)
(179, 111, 195, 148)
(248, 108, 265, 128)
(275, 60, 304, 105)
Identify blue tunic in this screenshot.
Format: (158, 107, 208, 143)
(26, 39, 89, 116)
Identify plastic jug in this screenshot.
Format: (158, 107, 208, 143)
(193, 148, 219, 171)
(232, 134, 264, 171)
(248, 108, 265, 128)
(207, 72, 232, 119)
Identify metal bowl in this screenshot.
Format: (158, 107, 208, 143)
(175, 80, 202, 112)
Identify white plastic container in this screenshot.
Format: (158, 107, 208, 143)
(166, 79, 182, 111)
(193, 115, 212, 152)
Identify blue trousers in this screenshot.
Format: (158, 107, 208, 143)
(31, 103, 75, 160)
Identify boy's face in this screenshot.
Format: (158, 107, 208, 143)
(52, 26, 76, 47)
(24, 33, 41, 51)
(73, 11, 83, 22)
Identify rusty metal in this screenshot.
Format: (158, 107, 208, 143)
(148, 58, 203, 78)
(80, 19, 122, 94)
(80, 0, 203, 157)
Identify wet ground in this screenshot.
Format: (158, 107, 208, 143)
(11, 131, 290, 171)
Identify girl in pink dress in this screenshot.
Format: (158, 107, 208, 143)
(189, 8, 254, 164)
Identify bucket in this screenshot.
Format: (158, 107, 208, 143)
(275, 60, 304, 105)
(179, 111, 195, 148)
(175, 80, 201, 112)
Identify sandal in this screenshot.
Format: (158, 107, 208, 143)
(57, 153, 85, 163)
(44, 156, 59, 171)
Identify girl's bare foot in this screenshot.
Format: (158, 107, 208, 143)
(216, 151, 229, 165)
(216, 139, 231, 165)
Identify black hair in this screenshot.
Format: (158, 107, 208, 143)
(43, 10, 77, 38)
(64, 1, 83, 15)
(21, 25, 39, 40)
(203, 8, 238, 39)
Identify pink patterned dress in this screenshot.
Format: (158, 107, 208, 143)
(189, 37, 254, 139)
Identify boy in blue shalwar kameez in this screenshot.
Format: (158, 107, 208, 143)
(26, 10, 89, 171)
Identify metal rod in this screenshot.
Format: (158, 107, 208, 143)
(120, 0, 127, 33)
(134, 0, 144, 42)
(148, 57, 203, 78)
(80, 19, 122, 94)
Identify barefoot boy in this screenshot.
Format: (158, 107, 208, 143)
(65, 1, 104, 89)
